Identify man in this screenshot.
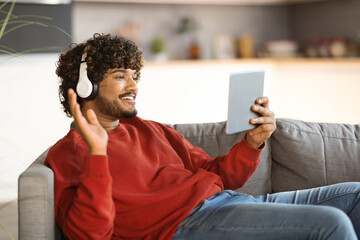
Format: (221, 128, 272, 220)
(46, 33, 360, 240)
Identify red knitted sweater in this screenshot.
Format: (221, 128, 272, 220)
(45, 116, 262, 240)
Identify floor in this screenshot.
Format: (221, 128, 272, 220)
(0, 201, 18, 240)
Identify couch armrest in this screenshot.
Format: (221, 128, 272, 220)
(18, 148, 57, 240)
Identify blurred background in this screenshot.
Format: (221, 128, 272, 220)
(1, 0, 360, 239)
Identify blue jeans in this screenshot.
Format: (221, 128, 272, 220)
(173, 182, 360, 240)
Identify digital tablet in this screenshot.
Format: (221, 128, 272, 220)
(226, 71, 264, 134)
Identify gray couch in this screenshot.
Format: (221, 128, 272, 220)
(18, 118, 360, 240)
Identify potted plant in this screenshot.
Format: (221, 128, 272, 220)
(150, 36, 167, 62)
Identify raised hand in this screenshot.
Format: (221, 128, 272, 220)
(246, 97, 276, 149)
(68, 88, 108, 155)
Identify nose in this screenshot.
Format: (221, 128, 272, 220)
(126, 77, 138, 93)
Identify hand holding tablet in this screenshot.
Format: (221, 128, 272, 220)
(226, 71, 276, 148)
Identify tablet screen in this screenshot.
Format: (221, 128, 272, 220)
(226, 71, 264, 134)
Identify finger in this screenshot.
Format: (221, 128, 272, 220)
(68, 89, 88, 129)
(250, 116, 276, 125)
(256, 96, 269, 108)
(68, 88, 76, 110)
(251, 105, 275, 117)
(68, 89, 80, 119)
(258, 122, 276, 133)
(248, 123, 276, 137)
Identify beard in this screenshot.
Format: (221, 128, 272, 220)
(95, 94, 137, 119)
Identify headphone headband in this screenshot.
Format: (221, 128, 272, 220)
(81, 53, 87, 62)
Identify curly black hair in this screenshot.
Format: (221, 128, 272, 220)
(56, 33, 144, 117)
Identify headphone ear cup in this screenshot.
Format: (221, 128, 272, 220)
(86, 82, 98, 100)
(76, 61, 98, 100)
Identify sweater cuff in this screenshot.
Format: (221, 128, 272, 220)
(237, 135, 264, 162)
(83, 155, 110, 176)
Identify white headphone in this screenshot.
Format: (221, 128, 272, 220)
(76, 53, 98, 100)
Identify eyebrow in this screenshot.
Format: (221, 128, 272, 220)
(110, 69, 136, 74)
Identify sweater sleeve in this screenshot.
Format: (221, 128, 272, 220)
(162, 125, 263, 190)
(46, 140, 115, 240)
(196, 135, 263, 189)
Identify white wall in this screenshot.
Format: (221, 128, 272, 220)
(270, 60, 360, 124)
(0, 54, 72, 203)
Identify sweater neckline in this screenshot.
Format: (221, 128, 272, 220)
(108, 123, 125, 136)
(108, 117, 139, 136)
(70, 117, 140, 138)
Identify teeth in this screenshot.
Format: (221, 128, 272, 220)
(122, 96, 134, 100)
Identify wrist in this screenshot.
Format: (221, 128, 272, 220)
(89, 147, 107, 156)
(245, 134, 262, 149)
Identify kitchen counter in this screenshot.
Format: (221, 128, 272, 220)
(144, 58, 360, 66)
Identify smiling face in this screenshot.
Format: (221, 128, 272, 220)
(94, 68, 139, 120)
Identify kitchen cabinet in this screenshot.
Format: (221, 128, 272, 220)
(73, 0, 329, 5)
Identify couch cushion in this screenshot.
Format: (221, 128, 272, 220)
(271, 118, 360, 193)
(173, 121, 272, 196)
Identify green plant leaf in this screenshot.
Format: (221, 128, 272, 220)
(0, 1, 11, 11)
(0, 224, 15, 240)
(1, 46, 64, 57)
(0, 49, 16, 55)
(0, 0, 15, 40)
(3, 21, 49, 36)
(1, 19, 48, 26)
(50, 24, 72, 38)
(0, 13, 53, 24)
(0, 44, 19, 54)
(0, 8, 54, 20)
(9, 14, 52, 21)
(151, 37, 165, 53)
(0, 9, 18, 21)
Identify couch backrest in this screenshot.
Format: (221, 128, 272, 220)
(173, 121, 272, 196)
(271, 118, 360, 193)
